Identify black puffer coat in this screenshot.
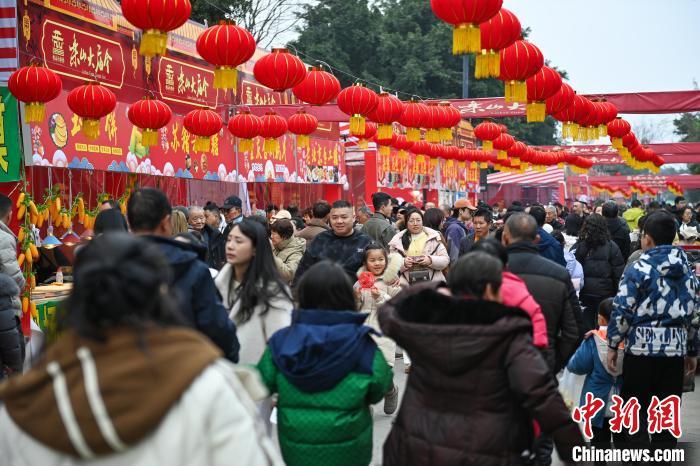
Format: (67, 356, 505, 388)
(606, 216, 631, 260)
(378, 286, 583, 466)
(572, 240, 625, 300)
(0, 273, 23, 378)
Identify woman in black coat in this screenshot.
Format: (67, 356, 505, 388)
(571, 214, 625, 332)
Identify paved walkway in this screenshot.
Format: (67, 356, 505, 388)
(370, 357, 700, 465)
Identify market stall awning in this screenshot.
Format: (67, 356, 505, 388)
(487, 166, 564, 186)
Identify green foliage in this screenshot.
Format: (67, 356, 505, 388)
(190, 0, 251, 25)
(673, 113, 700, 174)
(289, 0, 562, 145)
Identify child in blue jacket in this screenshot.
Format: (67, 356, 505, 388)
(568, 298, 625, 455)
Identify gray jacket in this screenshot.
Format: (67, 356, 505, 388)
(361, 213, 396, 251)
(0, 222, 25, 317)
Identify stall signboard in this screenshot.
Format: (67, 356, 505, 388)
(20, 0, 345, 184)
(0, 88, 21, 182)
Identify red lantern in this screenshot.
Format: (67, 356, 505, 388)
(573, 97, 597, 142)
(337, 84, 379, 136)
(607, 117, 631, 149)
(196, 22, 256, 90)
(492, 132, 514, 160)
(499, 40, 544, 103)
(127, 97, 172, 147)
(227, 110, 262, 153)
(121, 0, 191, 57)
(507, 141, 527, 165)
(67, 82, 117, 139)
(526, 66, 562, 122)
(545, 82, 575, 117)
(597, 101, 618, 137)
(374, 131, 396, 157)
(253, 49, 307, 92)
(439, 101, 462, 141)
(8, 64, 62, 123)
(476, 8, 521, 79)
(554, 93, 588, 140)
(259, 112, 288, 154)
(399, 100, 429, 142)
(423, 102, 444, 143)
(183, 108, 222, 153)
(430, 0, 503, 54)
(287, 110, 318, 149)
(368, 93, 404, 139)
(355, 122, 377, 149)
(474, 120, 502, 152)
(292, 66, 341, 106)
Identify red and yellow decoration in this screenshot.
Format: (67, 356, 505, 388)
(337, 83, 379, 136)
(476, 8, 521, 79)
(121, 0, 192, 57)
(127, 97, 172, 147)
(253, 49, 307, 92)
(292, 66, 341, 106)
(430, 0, 504, 54)
(228, 110, 262, 153)
(259, 112, 288, 154)
(473, 120, 501, 152)
(525, 66, 562, 122)
(66, 82, 117, 139)
(8, 64, 62, 124)
(398, 100, 429, 142)
(196, 21, 256, 90)
(183, 108, 222, 153)
(499, 40, 543, 103)
(287, 110, 318, 149)
(368, 93, 404, 140)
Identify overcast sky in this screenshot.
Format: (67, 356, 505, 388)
(504, 0, 700, 142)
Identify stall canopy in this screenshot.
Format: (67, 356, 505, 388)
(487, 166, 564, 186)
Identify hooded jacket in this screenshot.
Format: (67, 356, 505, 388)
(608, 245, 700, 357)
(501, 271, 548, 348)
(378, 287, 583, 466)
(443, 217, 467, 262)
(567, 328, 624, 429)
(388, 227, 450, 287)
(273, 235, 306, 284)
(572, 240, 625, 301)
(537, 227, 567, 267)
(0, 273, 22, 378)
(0, 327, 283, 466)
(0, 221, 25, 316)
(606, 216, 631, 260)
(146, 236, 239, 362)
(257, 310, 392, 466)
(623, 206, 645, 231)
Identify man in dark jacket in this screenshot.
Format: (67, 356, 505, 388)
(565, 201, 585, 236)
(296, 201, 330, 244)
(529, 206, 567, 267)
(293, 200, 373, 287)
(221, 195, 244, 245)
(361, 192, 396, 251)
(128, 188, 239, 362)
(443, 198, 474, 262)
(458, 208, 493, 255)
(602, 201, 631, 260)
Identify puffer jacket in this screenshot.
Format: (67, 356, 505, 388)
(0, 273, 22, 378)
(273, 235, 306, 284)
(0, 221, 25, 313)
(388, 227, 450, 287)
(443, 217, 467, 262)
(378, 287, 583, 466)
(572, 240, 625, 301)
(257, 310, 392, 466)
(623, 207, 645, 231)
(606, 216, 631, 260)
(608, 245, 700, 357)
(501, 271, 548, 348)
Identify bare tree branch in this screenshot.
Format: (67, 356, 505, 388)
(228, 0, 304, 49)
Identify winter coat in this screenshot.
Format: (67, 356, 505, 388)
(0, 221, 25, 314)
(355, 254, 402, 366)
(0, 327, 283, 466)
(378, 287, 583, 466)
(458, 231, 494, 256)
(273, 236, 306, 284)
(201, 223, 226, 270)
(567, 328, 624, 429)
(296, 219, 329, 244)
(623, 206, 645, 231)
(388, 227, 450, 287)
(361, 212, 397, 251)
(606, 216, 631, 260)
(257, 310, 392, 466)
(502, 271, 549, 348)
(538, 227, 567, 267)
(216, 264, 293, 365)
(147, 236, 240, 362)
(507, 242, 583, 372)
(292, 229, 374, 288)
(564, 250, 585, 293)
(608, 245, 700, 357)
(443, 217, 467, 262)
(0, 274, 22, 378)
(572, 240, 625, 302)
(565, 213, 584, 237)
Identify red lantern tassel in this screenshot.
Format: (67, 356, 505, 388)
(526, 102, 546, 123)
(453, 24, 481, 55)
(141, 129, 158, 147)
(140, 29, 168, 57)
(512, 157, 521, 165)
(297, 134, 310, 149)
(379, 145, 390, 156)
(439, 128, 452, 141)
(598, 125, 608, 138)
(611, 137, 622, 149)
(480, 161, 488, 169)
(475, 51, 499, 79)
(264, 138, 279, 154)
(425, 129, 440, 143)
(81, 119, 100, 139)
(239, 138, 253, 152)
(214, 66, 238, 90)
(25, 102, 46, 123)
(497, 150, 507, 160)
(470, 161, 478, 169)
(406, 128, 421, 142)
(194, 136, 211, 152)
(377, 124, 393, 139)
(482, 140, 493, 152)
(349, 115, 365, 136)
(359, 139, 369, 149)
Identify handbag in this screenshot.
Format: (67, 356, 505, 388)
(407, 269, 431, 284)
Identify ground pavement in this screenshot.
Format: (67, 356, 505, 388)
(370, 357, 700, 465)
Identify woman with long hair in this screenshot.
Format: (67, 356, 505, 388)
(215, 218, 293, 365)
(572, 214, 625, 332)
(0, 233, 282, 465)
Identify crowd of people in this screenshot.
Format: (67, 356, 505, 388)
(0, 188, 698, 466)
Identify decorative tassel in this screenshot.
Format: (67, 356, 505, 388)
(406, 128, 420, 142)
(425, 129, 440, 143)
(264, 138, 279, 154)
(239, 138, 253, 152)
(453, 24, 480, 55)
(349, 115, 365, 136)
(141, 129, 158, 147)
(214, 67, 238, 90)
(359, 139, 369, 149)
(377, 124, 393, 139)
(512, 157, 520, 165)
(611, 137, 622, 149)
(521, 162, 530, 171)
(479, 162, 488, 169)
(505, 81, 527, 103)
(297, 135, 309, 149)
(25, 103, 45, 123)
(470, 161, 478, 169)
(557, 162, 564, 169)
(599, 124, 608, 138)
(475, 51, 500, 79)
(81, 119, 100, 139)
(439, 128, 452, 141)
(482, 140, 493, 152)
(497, 150, 507, 160)
(139, 29, 168, 57)
(194, 136, 211, 152)
(379, 145, 390, 156)
(526, 102, 546, 123)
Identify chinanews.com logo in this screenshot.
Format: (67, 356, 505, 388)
(572, 446, 685, 463)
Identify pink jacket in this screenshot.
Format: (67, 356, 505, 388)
(501, 271, 549, 349)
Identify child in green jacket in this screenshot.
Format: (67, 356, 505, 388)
(257, 261, 393, 466)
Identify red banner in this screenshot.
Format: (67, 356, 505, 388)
(573, 175, 700, 190)
(536, 143, 700, 164)
(157, 56, 218, 109)
(44, 0, 117, 30)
